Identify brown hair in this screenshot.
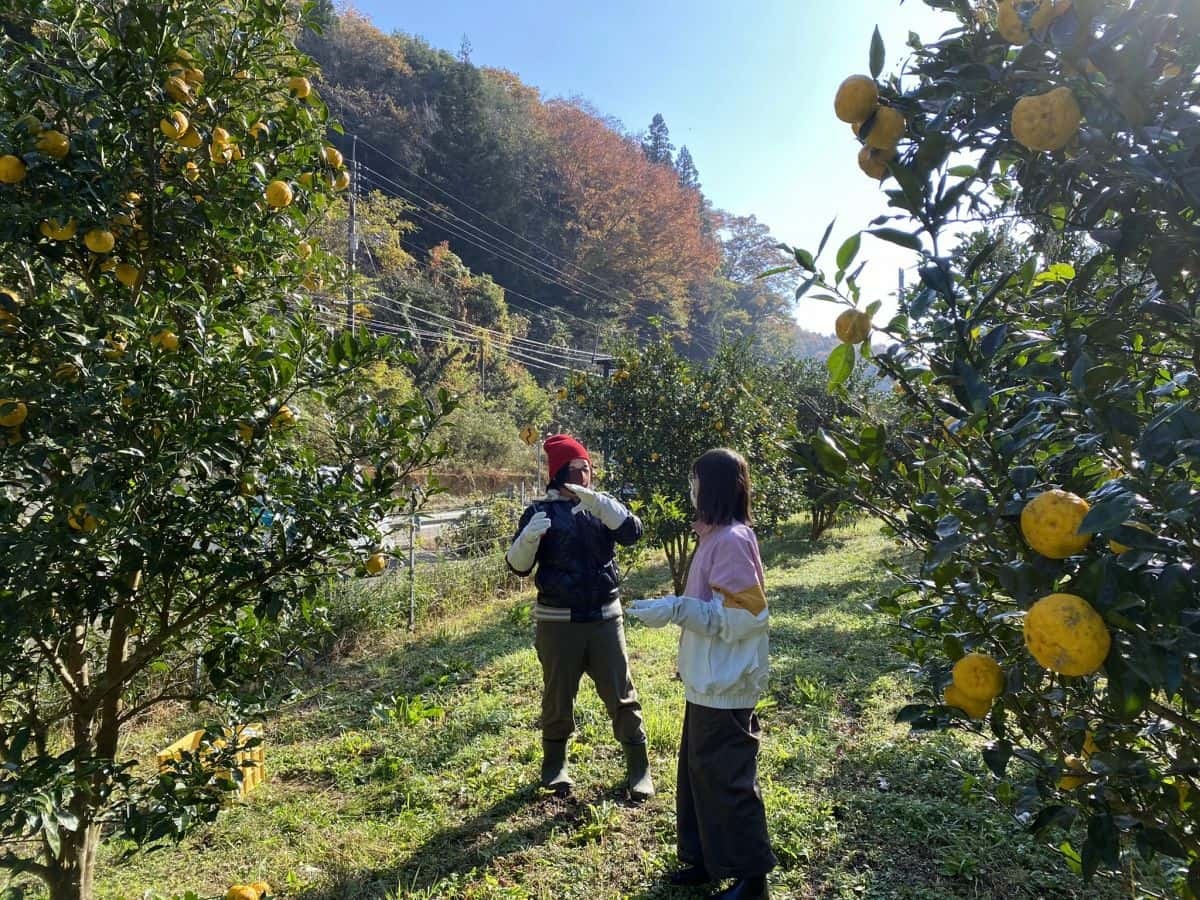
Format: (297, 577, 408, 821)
(692, 448, 753, 526)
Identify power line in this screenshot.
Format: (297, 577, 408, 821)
(357, 164, 711, 353)
(357, 167, 614, 335)
(367, 292, 593, 372)
(357, 163, 623, 311)
(355, 245, 600, 360)
(354, 134, 634, 301)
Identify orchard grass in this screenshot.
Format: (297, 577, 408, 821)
(87, 519, 1142, 899)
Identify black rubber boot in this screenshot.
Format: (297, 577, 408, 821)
(712, 876, 769, 899)
(622, 741, 655, 801)
(540, 739, 572, 795)
(668, 864, 712, 886)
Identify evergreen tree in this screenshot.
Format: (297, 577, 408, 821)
(676, 144, 699, 189)
(641, 112, 674, 165)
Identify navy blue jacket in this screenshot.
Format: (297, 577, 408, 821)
(508, 494, 642, 622)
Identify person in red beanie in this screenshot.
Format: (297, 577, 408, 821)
(506, 433, 653, 800)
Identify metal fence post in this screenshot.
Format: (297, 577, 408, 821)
(407, 511, 417, 632)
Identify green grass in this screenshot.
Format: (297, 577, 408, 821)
(90, 519, 1129, 899)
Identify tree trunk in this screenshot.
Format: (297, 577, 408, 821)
(46, 824, 101, 900)
(810, 504, 836, 541)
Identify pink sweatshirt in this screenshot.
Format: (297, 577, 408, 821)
(675, 521, 770, 709)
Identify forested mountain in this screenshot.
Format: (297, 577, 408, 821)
(298, 7, 833, 366)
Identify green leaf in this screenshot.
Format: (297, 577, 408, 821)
(813, 427, 848, 475)
(948, 165, 977, 178)
(836, 232, 862, 271)
(816, 217, 837, 258)
(1031, 262, 1076, 286)
(1078, 493, 1135, 535)
(982, 740, 1012, 777)
(869, 26, 885, 79)
(793, 247, 815, 272)
(755, 265, 794, 280)
(868, 227, 923, 251)
(826, 343, 855, 388)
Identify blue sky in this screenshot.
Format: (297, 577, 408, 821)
(346, 0, 959, 335)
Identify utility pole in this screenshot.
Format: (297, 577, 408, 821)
(346, 135, 358, 330)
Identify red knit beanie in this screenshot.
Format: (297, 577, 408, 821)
(544, 433, 590, 481)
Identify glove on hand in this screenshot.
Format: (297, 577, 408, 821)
(626, 596, 678, 628)
(506, 510, 550, 573)
(569, 484, 631, 530)
(517, 510, 551, 545)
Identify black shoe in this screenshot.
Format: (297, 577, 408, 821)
(712, 876, 768, 899)
(668, 864, 712, 886)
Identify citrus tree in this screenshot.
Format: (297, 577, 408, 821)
(0, 3, 452, 898)
(789, 0, 1200, 888)
(564, 338, 804, 593)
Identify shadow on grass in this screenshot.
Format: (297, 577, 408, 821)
(277, 609, 536, 741)
(758, 523, 852, 570)
(295, 785, 592, 900)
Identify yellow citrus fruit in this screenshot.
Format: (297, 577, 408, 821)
(0, 399, 27, 428)
(40, 217, 77, 240)
(53, 362, 80, 382)
(365, 553, 387, 575)
(297, 171, 313, 188)
(835, 308, 871, 344)
(174, 48, 194, 62)
(84, 229, 115, 254)
(160, 110, 189, 140)
(209, 141, 233, 165)
(331, 170, 350, 192)
(296, 241, 312, 260)
(997, 0, 1071, 44)
(248, 121, 269, 141)
(288, 76, 312, 98)
(1058, 755, 1087, 790)
(857, 145, 894, 180)
(0, 154, 27, 183)
(164, 75, 192, 103)
(103, 334, 127, 359)
(237, 421, 255, 443)
(179, 127, 203, 150)
(68, 503, 98, 532)
(211, 126, 230, 146)
(865, 106, 906, 150)
(183, 67, 205, 85)
(249, 882, 272, 899)
(951, 653, 1005, 701)
(271, 405, 296, 428)
(265, 180, 293, 208)
(834, 74, 879, 123)
(1011, 87, 1081, 152)
(943, 684, 991, 719)
(37, 129, 69, 159)
(225, 886, 258, 900)
(183, 161, 200, 182)
(1023, 592, 1111, 676)
(151, 329, 179, 352)
(1020, 488, 1091, 558)
(323, 145, 344, 168)
(0, 309, 16, 333)
(1108, 521, 1153, 555)
(234, 69, 251, 80)
(113, 264, 138, 289)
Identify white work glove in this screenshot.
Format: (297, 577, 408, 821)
(505, 511, 550, 573)
(626, 596, 679, 628)
(568, 484, 631, 530)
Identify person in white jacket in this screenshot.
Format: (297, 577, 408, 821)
(628, 447, 776, 900)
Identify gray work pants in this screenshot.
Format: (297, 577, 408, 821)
(534, 617, 647, 745)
